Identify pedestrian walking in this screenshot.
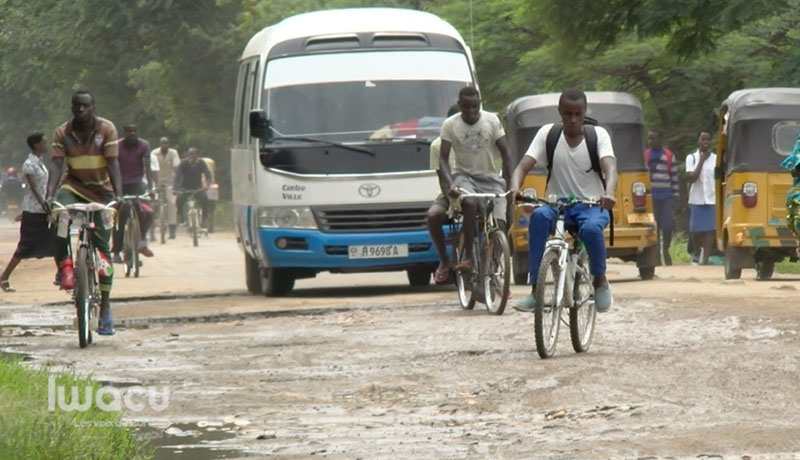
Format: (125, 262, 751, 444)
(0, 133, 58, 291)
(645, 129, 679, 265)
(686, 131, 717, 265)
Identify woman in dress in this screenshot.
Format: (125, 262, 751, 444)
(0, 133, 57, 292)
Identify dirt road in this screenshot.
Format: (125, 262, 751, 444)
(2, 220, 800, 459)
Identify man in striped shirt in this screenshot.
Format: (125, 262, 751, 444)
(645, 129, 679, 266)
(47, 90, 123, 336)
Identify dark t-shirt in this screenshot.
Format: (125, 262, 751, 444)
(118, 139, 151, 185)
(173, 159, 211, 190)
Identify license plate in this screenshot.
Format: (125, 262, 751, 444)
(348, 244, 408, 259)
(627, 212, 654, 224)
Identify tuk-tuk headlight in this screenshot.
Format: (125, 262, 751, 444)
(522, 188, 537, 199)
(632, 182, 647, 210)
(742, 182, 758, 208)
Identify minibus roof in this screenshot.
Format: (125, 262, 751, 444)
(242, 8, 467, 60)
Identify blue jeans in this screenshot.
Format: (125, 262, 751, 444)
(528, 204, 610, 284)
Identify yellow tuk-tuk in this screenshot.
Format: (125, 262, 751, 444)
(506, 92, 659, 283)
(715, 88, 800, 280)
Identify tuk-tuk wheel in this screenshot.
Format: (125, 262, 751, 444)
(755, 261, 775, 281)
(638, 266, 655, 280)
(724, 246, 742, 280)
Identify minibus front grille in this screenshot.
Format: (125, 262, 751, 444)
(314, 203, 430, 233)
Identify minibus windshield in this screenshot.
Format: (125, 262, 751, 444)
(263, 50, 472, 143)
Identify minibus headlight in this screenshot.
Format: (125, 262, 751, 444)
(258, 207, 317, 229)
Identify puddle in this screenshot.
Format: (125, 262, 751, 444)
(136, 422, 252, 460)
(0, 348, 32, 361)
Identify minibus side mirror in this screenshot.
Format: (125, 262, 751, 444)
(249, 109, 272, 142)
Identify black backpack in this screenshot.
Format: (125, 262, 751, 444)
(543, 122, 613, 245)
(544, 123, 604, 188)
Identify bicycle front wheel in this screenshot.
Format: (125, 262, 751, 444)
(75, 247, 92, 348)
(534, 249, 562, 359)
(570, 250, 596, 353)
(190, 210, 199, 247)
(483, 229, 511, 315)
(454, 230, 476, 310)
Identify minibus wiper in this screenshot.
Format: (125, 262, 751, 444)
(367, 136, 432, 145)
(271, 136, 375, 156)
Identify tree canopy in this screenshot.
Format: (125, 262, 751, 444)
(0, 0, 799, 193)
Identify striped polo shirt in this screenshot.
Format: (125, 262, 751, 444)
(52, 117, 118, 202)
(646, 147, 679, 200)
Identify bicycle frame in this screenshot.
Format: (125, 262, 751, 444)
(546, 218, 582, 309)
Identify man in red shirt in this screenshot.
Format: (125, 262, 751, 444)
(112, 123, 155, 262)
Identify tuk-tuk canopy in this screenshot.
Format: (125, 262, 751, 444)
(505, 91, 645, 171)
(722, 88, 800, 173)
(506, 92, 644, 129)
(724, 88, 800, 125)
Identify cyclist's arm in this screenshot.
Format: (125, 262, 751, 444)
(510, 156, 536, 197)
(495, 135, 512, 185)
(439, 140, 454, 195)
(172, 162, 184, 190)
(201, 161, 212, 188)
(47, 157, 64, 200)
(144, 150, 154, 191)
(600, 156, 618, 209)
(106, 157, 124, 199)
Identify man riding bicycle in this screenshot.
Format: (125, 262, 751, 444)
(437, 86, 512, 274)
(510, 88, 618, 313)
(173, 147, 212, 229)
(47, 90, 122, 335)
(112, 122, 155, 262)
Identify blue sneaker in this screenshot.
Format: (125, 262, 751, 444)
(594, 284, 613, 313)
(97, 308, 115, 336)
(513, 294, 536, 313)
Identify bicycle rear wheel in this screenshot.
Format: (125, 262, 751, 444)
(570, 250, 596, 353)
(483, 229, 511, 315)
(75, 247, 92, 348)
(534, 249, 561, 359)
(454, 230, 476, 310)
(124, 207, 140, 277)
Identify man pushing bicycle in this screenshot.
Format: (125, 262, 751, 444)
(436, 86, 513, 275)
(509, 88, 618, 313)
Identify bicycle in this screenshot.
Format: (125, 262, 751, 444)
(120, 193, 151, 278)
(177, 188, 206, 247)
(517, 195, 597, 359)
(50, 199, 117, 348)
(451, 188, 511, 315)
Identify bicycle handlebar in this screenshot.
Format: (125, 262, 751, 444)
(121, 193, 152, 201)
(515, 195, 601, 208)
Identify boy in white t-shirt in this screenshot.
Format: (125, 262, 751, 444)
(438, 86, 513, 274)
(509, 89, 619, 313)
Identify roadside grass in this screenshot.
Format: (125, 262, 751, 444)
(668, 233, 693, 265)
(0, 357, 152, 460)
(776, 259, 800, 274)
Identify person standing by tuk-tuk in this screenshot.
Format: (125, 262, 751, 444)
(645, 130, 679, 265)
(686, 131, 717, 265)
(780, 132, 800, 241)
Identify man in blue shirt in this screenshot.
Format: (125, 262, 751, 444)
(645, 130, 679, 266)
